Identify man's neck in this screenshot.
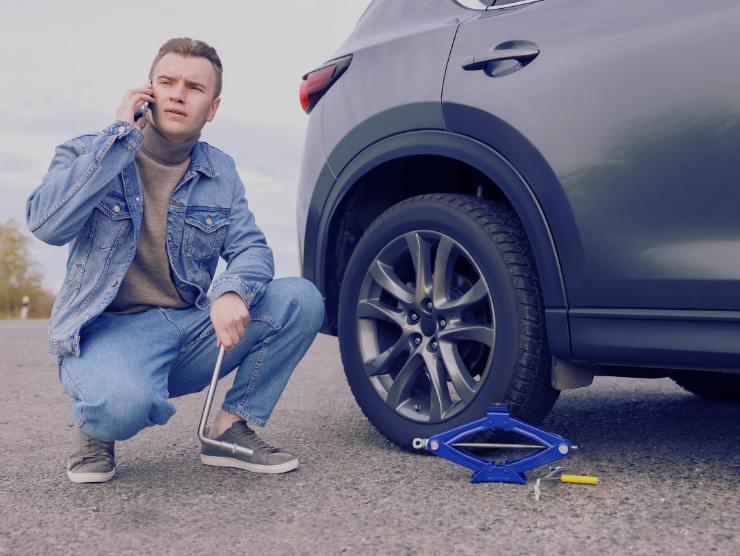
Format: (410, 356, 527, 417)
(140, 116, 201, 165)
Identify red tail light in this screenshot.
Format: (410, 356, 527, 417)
(300, 55, 352, 114)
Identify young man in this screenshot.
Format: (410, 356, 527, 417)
(26, 38, 325, 483)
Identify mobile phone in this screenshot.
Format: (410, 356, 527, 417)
(133, 80, 154, 121)
(133, 103, 149, 122)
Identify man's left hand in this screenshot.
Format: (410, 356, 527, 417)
(210, 292, 250, 350)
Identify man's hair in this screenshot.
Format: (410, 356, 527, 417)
(149, 37, 223, 100)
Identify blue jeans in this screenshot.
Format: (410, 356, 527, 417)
(57, 277, 325, 442)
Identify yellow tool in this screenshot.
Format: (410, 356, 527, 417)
(560, 473, 600, 485)
(534, 467, 600, 501)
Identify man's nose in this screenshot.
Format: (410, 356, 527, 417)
(170, 84, 186, 102)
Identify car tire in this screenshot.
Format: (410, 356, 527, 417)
(337, 193, 559, 449)
(673, 372, 740, 401)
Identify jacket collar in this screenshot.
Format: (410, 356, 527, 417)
(188, 141, 219, 178)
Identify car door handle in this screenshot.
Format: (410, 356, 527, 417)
(462, 46, 540, 71)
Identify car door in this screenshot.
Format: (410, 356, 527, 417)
(443, 0, 740, 322)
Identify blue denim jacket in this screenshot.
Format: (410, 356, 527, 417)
(26, 119, 274, 358)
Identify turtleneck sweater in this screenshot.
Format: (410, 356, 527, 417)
(106, 118, 201, 314)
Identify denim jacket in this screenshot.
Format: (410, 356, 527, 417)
(26, 119, 274, 358)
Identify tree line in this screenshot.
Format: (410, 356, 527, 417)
(0, 219, 55, 319)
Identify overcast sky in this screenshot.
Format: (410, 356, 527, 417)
(1, 0, 370, 292)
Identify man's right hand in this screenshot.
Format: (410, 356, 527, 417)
(115, 84, 155, 131)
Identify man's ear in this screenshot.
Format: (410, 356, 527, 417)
(206, 97, 221, 122)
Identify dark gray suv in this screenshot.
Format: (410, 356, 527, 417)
(296, 0, 740, 448)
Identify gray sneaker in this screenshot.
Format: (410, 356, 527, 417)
(200, 421, 299, 474)
(67, 427, 116, 483)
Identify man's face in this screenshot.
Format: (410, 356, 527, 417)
(149, 53, 220, 142)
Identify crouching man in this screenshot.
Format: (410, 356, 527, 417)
(26, 37, 325, 483)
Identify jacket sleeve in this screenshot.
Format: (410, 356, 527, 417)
(26, 120, 144, 246)
(209, 163, 275, 311)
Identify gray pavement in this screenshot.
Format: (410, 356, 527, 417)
(1, 319, 738, 555)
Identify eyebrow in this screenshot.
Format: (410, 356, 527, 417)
(156, 74, 208, 89)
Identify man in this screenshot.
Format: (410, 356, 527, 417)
(26, 37, 325, 483)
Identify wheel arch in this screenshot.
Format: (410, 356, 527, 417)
(310, 130, 571, 356)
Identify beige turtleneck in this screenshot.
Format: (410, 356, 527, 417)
(105, 117, 201, 315)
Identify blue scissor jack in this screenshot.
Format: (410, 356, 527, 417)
(412, 404, 575, 484)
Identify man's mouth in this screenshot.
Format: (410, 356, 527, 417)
(164, 108, 188, 117)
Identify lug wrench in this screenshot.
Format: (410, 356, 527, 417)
(197, 345, 254, 457)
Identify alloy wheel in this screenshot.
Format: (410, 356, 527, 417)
(356, 230, 496, 423)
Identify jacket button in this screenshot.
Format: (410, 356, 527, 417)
(206, 217, 213, 225)
(113, 204, 121, 213)
(117, 125, 126, 134)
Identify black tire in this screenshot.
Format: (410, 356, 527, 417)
(337, 193, 559, 449)
(673, 372, 740, 401)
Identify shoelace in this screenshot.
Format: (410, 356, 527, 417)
(231, 422, 282, 454)
(77, 433, 114, 465)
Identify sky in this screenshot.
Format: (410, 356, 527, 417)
(0, 0, 370, 292)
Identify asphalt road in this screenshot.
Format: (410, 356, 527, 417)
(1, 319, 738, 555)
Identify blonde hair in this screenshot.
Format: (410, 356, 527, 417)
(149, 37, 223, 100)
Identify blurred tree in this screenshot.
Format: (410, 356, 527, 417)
(0, 219, 55, 319)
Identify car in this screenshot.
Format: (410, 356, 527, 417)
(296, 0, 740, 448)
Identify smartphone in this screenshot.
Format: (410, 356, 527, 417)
(133, 80, 154, 122)
(133, 104, 149, 122)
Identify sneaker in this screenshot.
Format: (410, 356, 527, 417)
(200, 420, 299, 474)
(66, 427, 116, 483)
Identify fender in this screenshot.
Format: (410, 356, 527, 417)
(307, 130, 572, 356)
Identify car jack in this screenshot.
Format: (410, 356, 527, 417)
(412, 404, 575, 484)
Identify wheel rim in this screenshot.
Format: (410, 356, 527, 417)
(356, 230, 496, 423)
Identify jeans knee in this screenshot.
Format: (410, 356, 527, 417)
(287, 277, 325, 333)
(86, 385, 174, 441)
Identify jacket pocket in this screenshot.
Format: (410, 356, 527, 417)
(183, 207, 230, 261)
(90, 193, 132, 249)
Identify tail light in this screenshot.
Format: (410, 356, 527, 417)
(300, 55, 352, 114)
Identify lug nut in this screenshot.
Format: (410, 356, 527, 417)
(414, 337, 422, 345)
(440, 319, 446, 328)
(431, 341, 438, 350)
(410, 313, 419, 321)
(426, 301, 433, 310)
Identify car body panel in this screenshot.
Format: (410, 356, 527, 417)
(297, 0, 466, 283)
(443, 0, 740, 311)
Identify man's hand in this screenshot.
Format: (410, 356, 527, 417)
(210, 292, 250, 350)
(115, 84, 155, 131)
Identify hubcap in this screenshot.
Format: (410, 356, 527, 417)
(356, 230, 496, 423)
(419, 315, 437, 336)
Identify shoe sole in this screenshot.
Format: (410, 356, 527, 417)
(66, 468, 116, 483)
(200, 454, 299, 474)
